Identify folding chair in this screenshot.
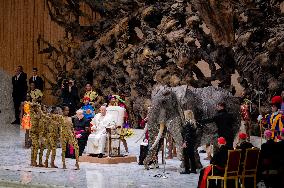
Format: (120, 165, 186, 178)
(240, 148, 260, 188)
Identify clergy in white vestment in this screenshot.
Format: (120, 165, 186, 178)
(86, 105, 116, 157)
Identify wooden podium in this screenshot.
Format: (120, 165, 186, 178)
(79, 155, 137, 164)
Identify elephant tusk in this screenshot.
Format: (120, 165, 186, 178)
(150, 122, 165, 150)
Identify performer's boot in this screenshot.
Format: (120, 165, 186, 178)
(62, 164, 67, 169)
(75, 155, 80, 170)
(31, 161, 37, 167)
(50, 156, 58, 168)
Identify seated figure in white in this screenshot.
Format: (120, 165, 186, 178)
(86, 106, 116, 158)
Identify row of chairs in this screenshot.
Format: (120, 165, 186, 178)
(207, 148, 260, 188)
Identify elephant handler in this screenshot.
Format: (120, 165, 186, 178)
(200, 102, 234, 149)
(180, 120, 197, 174)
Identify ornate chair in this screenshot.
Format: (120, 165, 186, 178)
(207, 149, 242, 188)
(240, 148, 260, 188)
(105, 106, 126, 157)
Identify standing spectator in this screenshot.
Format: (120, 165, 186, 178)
(200, 102, 235, 149)
(267, 96, 283, 140)
(29, 68, 44, 91)
(72, 109, 89, 156)
(61, 79, 79, 116)
(280, 90, 284, 114)
(12, 65, 28, 124)
(180, 120, 197, 174)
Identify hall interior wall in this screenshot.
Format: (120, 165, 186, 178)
(0, 0, 98, 104)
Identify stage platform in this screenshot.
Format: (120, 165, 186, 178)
(79, 155, 137, 164)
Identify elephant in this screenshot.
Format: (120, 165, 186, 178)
(143, 85, 241, 169)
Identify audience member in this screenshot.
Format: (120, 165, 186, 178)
(29, 68, 44, 91)
(236, 132, 254, 163)
(259, 130, 278, 188)
(61, 79, 79, 115)
(80, 96, 95, 121)
(72, 109, 89, 156)
(198, 137, 230, 188)
(12, 65, 28, 124)
(29, 82, 43, 103)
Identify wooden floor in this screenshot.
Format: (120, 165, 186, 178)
(79, 155, 137, 164)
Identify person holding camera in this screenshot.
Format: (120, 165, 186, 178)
(61, 79, 79, 116)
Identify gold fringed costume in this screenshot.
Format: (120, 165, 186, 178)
(29, 103, 41, 166)
(61, 116, 80, 170)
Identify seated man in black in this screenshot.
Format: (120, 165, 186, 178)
(276, 129, 284, 187)
(235, 132, 254, 187)
(72, 109, 90, 156)
(198, 137, 230, 188)
(259, 130, 278, 188)
(235, 132, 254, 163)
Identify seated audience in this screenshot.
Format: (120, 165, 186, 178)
(198, 137, 230, 188)
(259, 130, 278, 188)
(236, 132, 254, 163)
(72, 109, 89, 156)
(86, 106, 116, 158)
(276, 129, 284, 187)
(236, 132, 254, 187)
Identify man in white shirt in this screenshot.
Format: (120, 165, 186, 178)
(29, 68, 44, 91)
(86, 106, 116, 158)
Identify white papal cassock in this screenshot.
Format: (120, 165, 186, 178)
(86, 113, 116, 154)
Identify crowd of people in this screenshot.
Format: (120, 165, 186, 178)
(11, 65, 284, 187)
(12, 66, 131, 160)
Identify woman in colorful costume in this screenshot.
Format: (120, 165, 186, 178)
(83, 83, 98, 105)
(80, 96, 95, 121)
(29, 82, 43, 103)
(21, 94, 32, 148)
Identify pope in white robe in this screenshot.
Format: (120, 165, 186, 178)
(86, 106, 116, 156)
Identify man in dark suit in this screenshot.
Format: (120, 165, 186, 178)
(29, 68, 44, 91)
(200, 102, 235, 149)
(12, 65, 28, 124)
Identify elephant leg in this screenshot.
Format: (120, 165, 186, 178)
(61, 139, 67, 169)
